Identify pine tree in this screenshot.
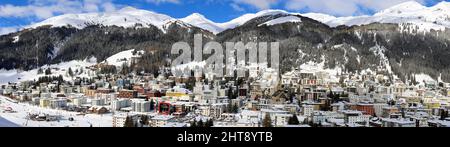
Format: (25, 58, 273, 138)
(440, 109, 448, 120)
(124, 116, 134, 127)
(232, 104, 239, 113)
(37, 68, 43, 74)
(190, 120, 197, 127)
(121, 62, 130, 75)
(328, 89, 334, 98)
(45, 68, 52, 75)
(150, 99, 155, 110)
(288, 114, 300, 125)
(263, 113, 273, 127)
(140, 115, 149, 126)
(197, 119, 204, 127)
(206, 119, 214, 127)
(227, 102, 233, 113)
(68, 67, 74, 77)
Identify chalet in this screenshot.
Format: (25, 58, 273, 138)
(88, 106, 108, 114)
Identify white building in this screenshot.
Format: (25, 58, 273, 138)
(261, 109, 290, 126)
(331, 102, 345, 112)
(31, 97, 40, 105)
(274, 114, 292, 127)
(91, 99, 106, 106)
(95, 93, 115, 104)
(49, 99, 67, 109)
(381, 118, 416, 127)
(131, 99, 151, 112)
(341, 110, 370, 127)
(111, 98, 131, 111)
(312, 111, 342, 124)
(303, 105, 314, 116)
(195, 104, 211, 116)
(210, 103, 227, 118)
(72, 98, 86, 107)
(237, 110, 260, 127)
(113, 113, 137, 127)
(150, 115, 174, 127)
(373, 103, 389, 117)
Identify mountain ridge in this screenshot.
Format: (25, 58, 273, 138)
(4, 1, 447, 35)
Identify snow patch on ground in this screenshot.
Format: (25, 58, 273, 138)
(0, 59, 97, 84)
(298, 56, 342, 83)
(259, 16, 301, 26)
(12, 35, 19, 43)
(414, 73, 436, 85)
(302, 13, 337, 23)
(103, 49, 144, 67)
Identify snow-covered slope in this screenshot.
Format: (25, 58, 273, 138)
(102, 49, 144, 67)
(28, 6, 176, 32)
(218, 9, 290, 29)
(180, 13, 224, 34)
(0, 58, 97, 84)
(259, 16, 302, 26)
(302, 13, 337, 23)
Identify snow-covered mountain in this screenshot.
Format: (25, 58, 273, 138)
(316, 1, 450, 32)
(181, 10, 291, 34)
(25, 1, 450, 34)
(28, 6, 176, 32)
(27, 7, 292, 34)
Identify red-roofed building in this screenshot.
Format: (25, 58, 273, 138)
(351, 103, 375, 116)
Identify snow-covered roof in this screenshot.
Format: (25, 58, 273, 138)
(152, 115, 174, 121)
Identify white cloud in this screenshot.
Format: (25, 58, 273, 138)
(233, 0, 279, 10)
(0, 26, 20, 35)
(285, 0, 427, 16)
(0, 0, 119, 19)
(145, 0, 181, 4)
(102, 2, 117, 12)
(230, 3, 245, 11)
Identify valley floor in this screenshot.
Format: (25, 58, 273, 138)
(0, 96, 113, 127)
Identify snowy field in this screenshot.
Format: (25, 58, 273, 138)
(0, 96, 112, 127)
(0, 116, 19, 127)
(0, 59, 97, 85)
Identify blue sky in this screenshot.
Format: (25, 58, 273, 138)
(0, 0, 448, 34)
